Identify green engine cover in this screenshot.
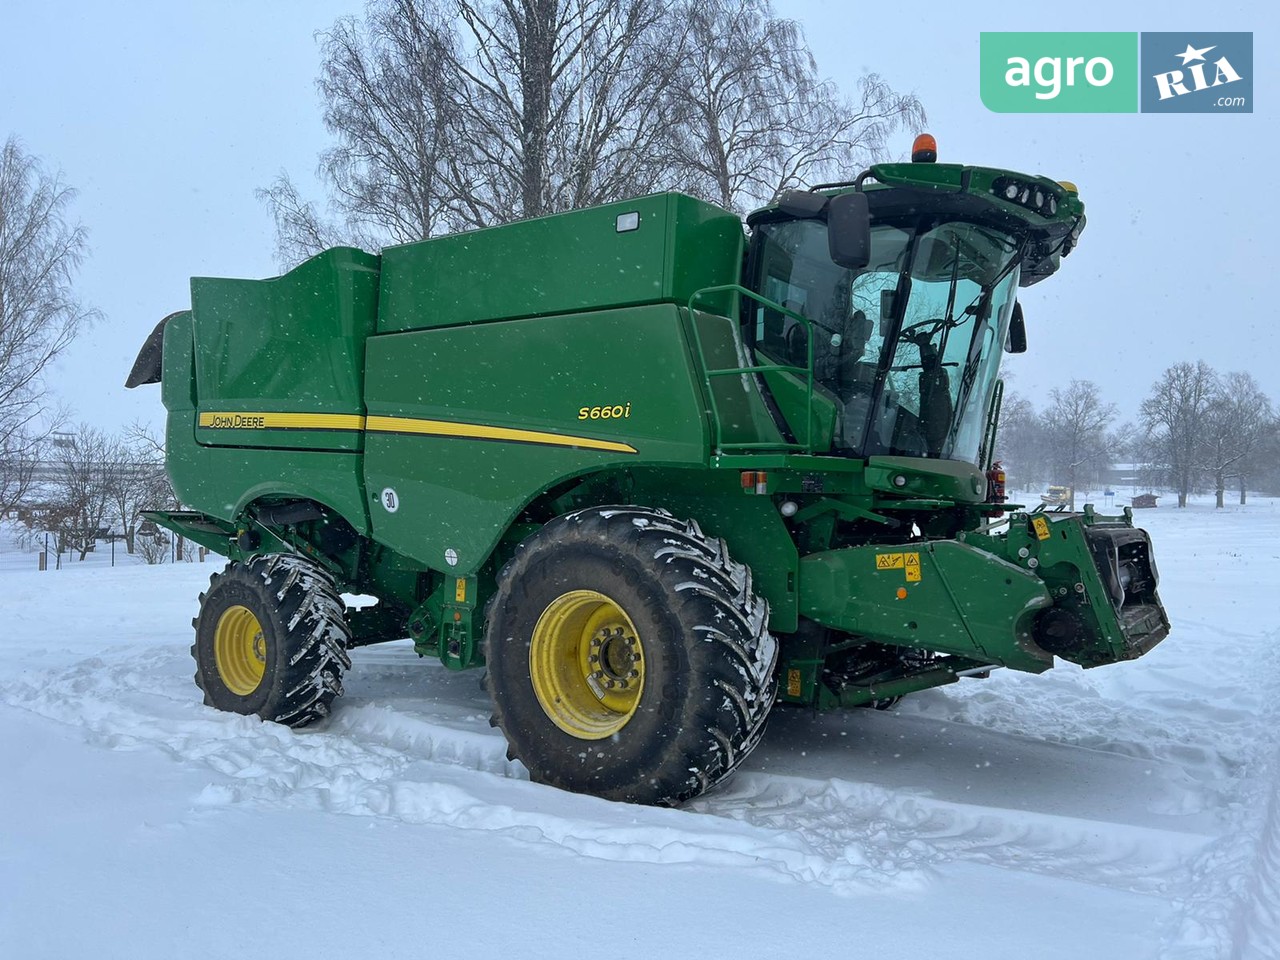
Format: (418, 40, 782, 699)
(377, 193, 743, 334)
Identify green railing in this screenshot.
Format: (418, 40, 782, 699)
(686, 284, 818, 454)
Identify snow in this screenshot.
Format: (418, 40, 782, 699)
(2, 498, 1279, 958)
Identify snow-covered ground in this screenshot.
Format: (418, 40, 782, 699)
(2, 498, 1278, 959)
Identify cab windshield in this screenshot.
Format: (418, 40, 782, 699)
(752, 215, 1021, 462)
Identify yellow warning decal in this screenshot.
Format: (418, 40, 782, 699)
(1032, 516, 1052, 541)
(455, 578, 467, 603)
(786, 668, 803, 698)
(905, 552, 921, 582)
(876, 551, 922, 581)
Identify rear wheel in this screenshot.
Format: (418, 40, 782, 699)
(192, 554, 352, 727)
(484, 505, 778, 805)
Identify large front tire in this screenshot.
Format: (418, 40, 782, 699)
(192, 554, 352, 727)
(484, 505, 778, 805)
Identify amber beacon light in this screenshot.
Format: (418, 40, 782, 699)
(911, 133, 938, 163)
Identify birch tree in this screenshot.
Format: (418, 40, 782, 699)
(0, 138, 95, 515)
(665, 0, 924, 213)
(262, 0, 926, 263)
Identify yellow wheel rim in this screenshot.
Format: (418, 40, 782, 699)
(529, 589, 645, 740)
(214, 604, 267, 696)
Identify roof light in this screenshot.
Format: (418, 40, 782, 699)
(911, 133, 937, 163)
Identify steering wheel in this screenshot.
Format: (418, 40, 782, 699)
(897, 316, 959, 345)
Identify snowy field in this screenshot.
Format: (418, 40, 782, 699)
(2, 498, 1278, 959)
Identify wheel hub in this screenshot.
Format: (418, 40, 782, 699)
(529, 590, 645, 740)
(213, 604, 267, 696)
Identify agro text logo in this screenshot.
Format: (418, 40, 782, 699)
(1140, 33, 1252, 112)
(980, 33, 1138, 113)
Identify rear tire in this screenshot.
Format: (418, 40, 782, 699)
(483, 505, 778, 805)
(192, 554, 352, 727)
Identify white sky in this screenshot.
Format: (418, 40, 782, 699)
(1, 0, 1273, 432)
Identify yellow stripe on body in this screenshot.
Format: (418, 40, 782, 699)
(198, 412, 366, 431)
(365, 415, 637, 454)
(197, 410, 637, 454)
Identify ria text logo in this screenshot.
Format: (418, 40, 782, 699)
(981, 32, 1252, 114)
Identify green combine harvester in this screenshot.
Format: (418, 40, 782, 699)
(127, 134, 1169, 806)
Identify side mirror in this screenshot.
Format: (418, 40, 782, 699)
(827, 192, 871, 270)
(1006, 301, 1027, 353)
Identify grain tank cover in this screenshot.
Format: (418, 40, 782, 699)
(189, 247, 380, 451)
(376, 193, 743, 334)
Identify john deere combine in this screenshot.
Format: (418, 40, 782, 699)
(127, 135, 1169, 805)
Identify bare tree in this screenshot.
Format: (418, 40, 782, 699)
(257, 172, 345, 269)
(1253, 418, 1280, 497)
(1141, 360, 1217, 508)
(1199, 370, 1273, 508)
(450, 0, 681, 222)
(0, 138, 96, 514)
(262, 0, 922, 264)
(993, 391, 1048, 493)
(665, 0, 923, 213)
(46, 425, 117, 560)
(263, 0, 684, 262)
(104, 425, 176, 553)
(258, 0, 460, 263)
(1041, 380, 1116, 510)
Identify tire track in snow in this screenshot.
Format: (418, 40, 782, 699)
(0, 646, 1201, 897)
(1157, 637, 1280, 960)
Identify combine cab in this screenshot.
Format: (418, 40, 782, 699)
(128, 134, 1169, 806)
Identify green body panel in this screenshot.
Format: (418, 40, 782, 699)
(170, 412, 373, 536)
(190, 247, 379, 452)
(799, 540, 1052, 673)
(361, 305, 712, 573)
(865, 456, 987, 503)
(161, 311, 372, 535)
(762, 369, 837, 453)
(627, 471, 802, 633)
(377, 193, 742, 334)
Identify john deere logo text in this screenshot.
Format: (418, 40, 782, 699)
(1140, 33, 1252, 113)
(207, 414, 266, 429)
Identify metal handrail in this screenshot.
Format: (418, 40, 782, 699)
(687, 284, 817, 454)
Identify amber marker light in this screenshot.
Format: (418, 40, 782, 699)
(896, 587, 909, 600)
(911, 133, 937, 163)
